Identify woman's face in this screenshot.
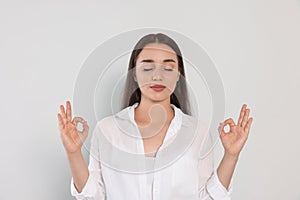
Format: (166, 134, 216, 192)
(134, 43, 180, 103)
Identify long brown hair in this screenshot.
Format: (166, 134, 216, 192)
(121, 33, 191, 115)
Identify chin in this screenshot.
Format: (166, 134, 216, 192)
(140, 87, 172, 102)
(146, 94, 171, 103)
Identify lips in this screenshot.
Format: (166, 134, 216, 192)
(150, 84, 166, 88)
(150, 84, 166, 92)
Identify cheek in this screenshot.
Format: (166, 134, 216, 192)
(137, 78, 151, 89)
(164, 76, 178, 91)
(136, 73, 152, 87)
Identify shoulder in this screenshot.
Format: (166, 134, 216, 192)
(93, 106, 133, 139)
(96, 106, 131, 127)
(181, 112, 209, 133)
(181, 112, 211, 148)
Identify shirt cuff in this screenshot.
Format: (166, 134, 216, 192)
(70, 174, 98, 198)
(206, 169, 233, 200)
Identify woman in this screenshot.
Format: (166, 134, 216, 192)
(57, 33, 253, 199)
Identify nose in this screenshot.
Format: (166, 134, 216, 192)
(152, 64, 163, 81)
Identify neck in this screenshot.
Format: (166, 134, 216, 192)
(134, 96, 174, 125)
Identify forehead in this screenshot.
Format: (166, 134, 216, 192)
(137, 43, 177, 60)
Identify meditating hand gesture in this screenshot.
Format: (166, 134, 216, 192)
(57, 101, 89, 154)
(218, 104, 253, 158)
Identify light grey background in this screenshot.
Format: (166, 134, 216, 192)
(1, 0, 299, 199)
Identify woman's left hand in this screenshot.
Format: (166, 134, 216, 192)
(218, 104, 253, 157)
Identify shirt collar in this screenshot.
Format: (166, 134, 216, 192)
(127, 102, 183, 140)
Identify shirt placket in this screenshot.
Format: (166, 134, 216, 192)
(129, 103, 180, 200)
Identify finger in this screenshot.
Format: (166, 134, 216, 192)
(237, 104, 247, 127)
(81, 122, 89, 138)
(57, 113, 65, 130)
(72, 117, 88, 133)
(242, 109, 250, 128)
(224, 118, 236, 128)
(218, 123, 226, 137)
(60, 105, 67, 124)
(75, 121, 89, 144)
(72, 117, 86, 125)
(76, 120, 89, 134)
(219, 121, 232, 137)
(66, 101, 72, 122)
(244, 117, 253, 134)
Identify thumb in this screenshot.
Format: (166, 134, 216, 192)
(72, 117, 89, 142)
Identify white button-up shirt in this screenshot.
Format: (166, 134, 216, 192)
(71, 102, 233, 199)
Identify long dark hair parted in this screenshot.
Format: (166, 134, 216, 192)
(121, 33, 191, 115)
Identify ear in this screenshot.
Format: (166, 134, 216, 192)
(133, 73, 137, 82)
(176, 71, 180, 82)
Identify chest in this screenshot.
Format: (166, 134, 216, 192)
(137, 122, 170, 157)
(100, 145, 202, 200)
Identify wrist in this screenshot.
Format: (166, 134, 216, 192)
(224, 151, 240, 161)
(66, 150, 83, 159)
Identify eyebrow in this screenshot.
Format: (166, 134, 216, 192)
(140, 59, 176, 63)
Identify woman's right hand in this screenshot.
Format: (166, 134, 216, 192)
(57, 100, 89, 154)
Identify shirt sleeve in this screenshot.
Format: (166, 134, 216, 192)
(197, 126, 233, 200)
(70, 122, 107, 200)
(206, 169, 233, 200)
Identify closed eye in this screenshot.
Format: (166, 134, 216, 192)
(164, 67, 173, 71)
(143, 68, 153, 71)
